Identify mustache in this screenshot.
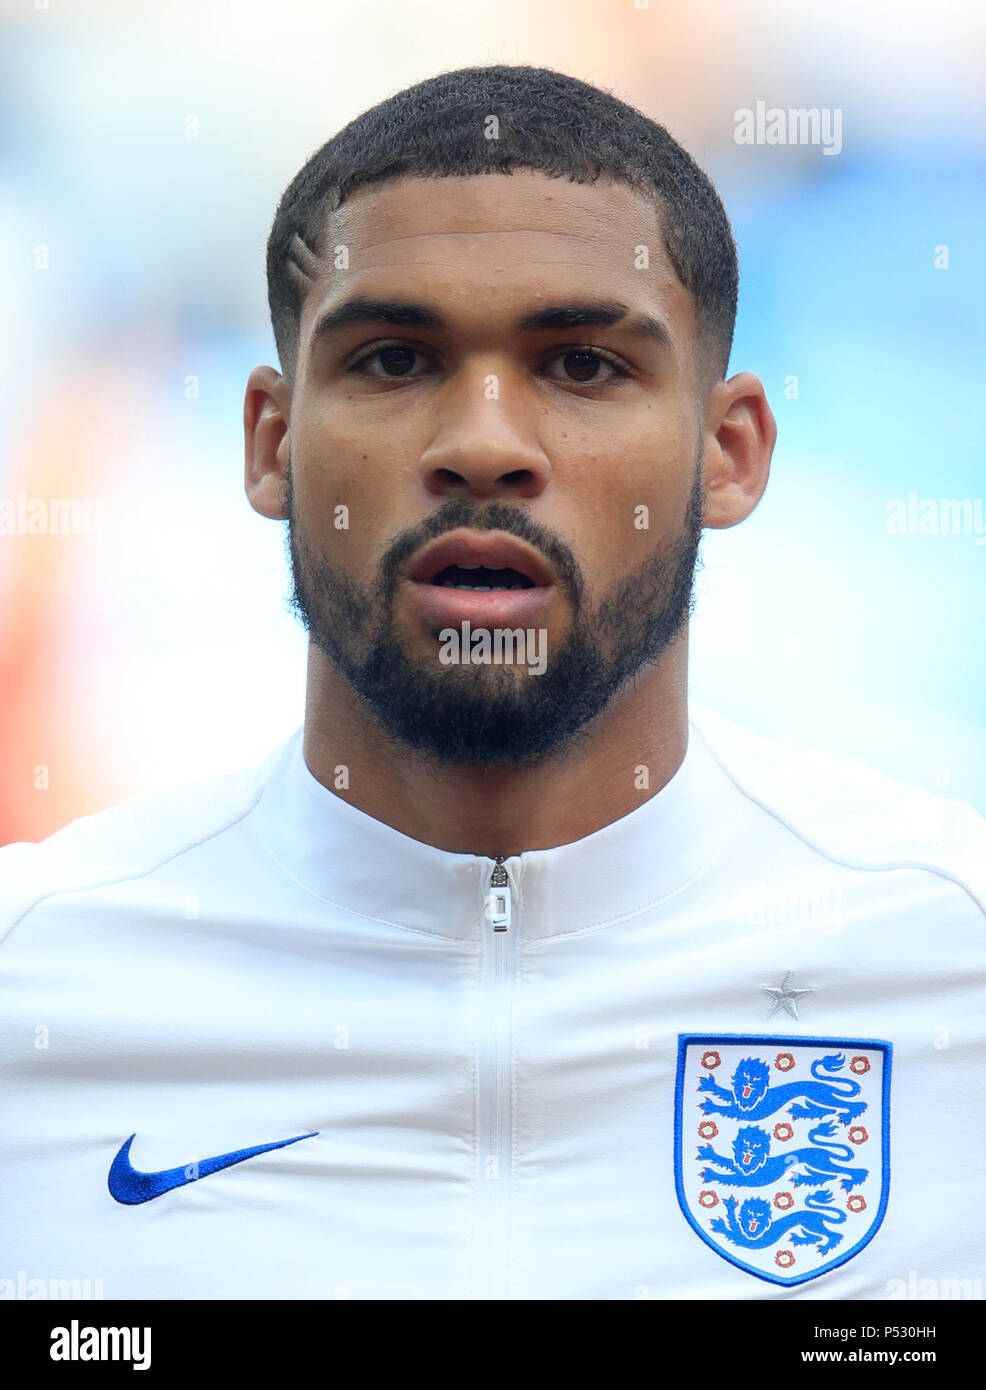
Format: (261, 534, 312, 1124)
(376, 498, 586, 608)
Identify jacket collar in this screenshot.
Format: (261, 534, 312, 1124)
(251, 711, 740, 942)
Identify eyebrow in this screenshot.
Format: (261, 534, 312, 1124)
(309, 298, 673, 352)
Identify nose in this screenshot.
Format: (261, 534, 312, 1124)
(417, 366, 551, 500)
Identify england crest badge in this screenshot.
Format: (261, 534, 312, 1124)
(674, 1034, 891, 1286)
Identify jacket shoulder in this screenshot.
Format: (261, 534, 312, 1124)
(691, 703, 986, 915)
(0, 731, 297, 945)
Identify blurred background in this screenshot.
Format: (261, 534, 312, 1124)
(1, 0, 983, 843)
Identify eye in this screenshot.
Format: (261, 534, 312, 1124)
(346, 341, 632, 385)
(348, 342, 433, 378)
(542, 346, 630, 385)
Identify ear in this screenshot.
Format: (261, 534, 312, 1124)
(701, 371, 776, 529)
(244, 365, 292, 520)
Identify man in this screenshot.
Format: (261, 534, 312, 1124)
(2, 65, 983, 1301)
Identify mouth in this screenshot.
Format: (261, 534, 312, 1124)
(403, 530, 558, 630)
(428, 564, 535, 591)
(407, 531, 556, 590)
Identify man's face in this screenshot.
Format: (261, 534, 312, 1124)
(284, 170, 706, 765)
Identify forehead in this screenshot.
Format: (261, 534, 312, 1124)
(300, 170, 692, 343)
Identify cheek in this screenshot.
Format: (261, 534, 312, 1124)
(290, 469, 374, 585)
(291, 422, 410, 574)
(561, 440, 695, 584)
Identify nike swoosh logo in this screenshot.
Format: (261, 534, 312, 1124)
(108, 1130, 319, 1205)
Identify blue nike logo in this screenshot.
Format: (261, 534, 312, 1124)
(108, 1130, 319, 1205)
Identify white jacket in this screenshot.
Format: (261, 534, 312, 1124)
(1, 706, 983, 1300)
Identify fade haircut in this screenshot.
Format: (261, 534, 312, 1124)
(266, 64, 738, 385)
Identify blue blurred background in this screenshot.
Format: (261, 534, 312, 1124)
(1, 0, 983, 840)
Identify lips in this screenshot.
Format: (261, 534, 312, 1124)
(403, 529, 558, 630)
(406, 531, 556, 589)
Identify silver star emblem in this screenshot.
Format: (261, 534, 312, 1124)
(763, 971, 814, 1019)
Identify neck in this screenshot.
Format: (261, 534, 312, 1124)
(302, 640, 689, 857)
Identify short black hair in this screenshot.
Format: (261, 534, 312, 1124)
(266, 63, 737, 384)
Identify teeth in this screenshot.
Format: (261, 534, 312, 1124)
(439, 582, 524, 591)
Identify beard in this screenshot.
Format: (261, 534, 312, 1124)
(285, 461, 704, 767)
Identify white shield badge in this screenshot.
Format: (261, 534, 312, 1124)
(674, 1034, 891, 1287)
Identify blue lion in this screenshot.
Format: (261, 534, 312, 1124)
(698, 1053, 867, 1125)
(710, 1188, 847, 1255)
(698, 1121, 869, 1191)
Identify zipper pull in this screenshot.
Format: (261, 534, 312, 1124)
(488, 856, 511, 932)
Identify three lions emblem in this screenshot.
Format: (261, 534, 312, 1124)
(674, 1035, 891, 1286)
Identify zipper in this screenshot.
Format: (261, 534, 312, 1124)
(488, 856, 511, 931)
(475, 855, 516, 1298)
